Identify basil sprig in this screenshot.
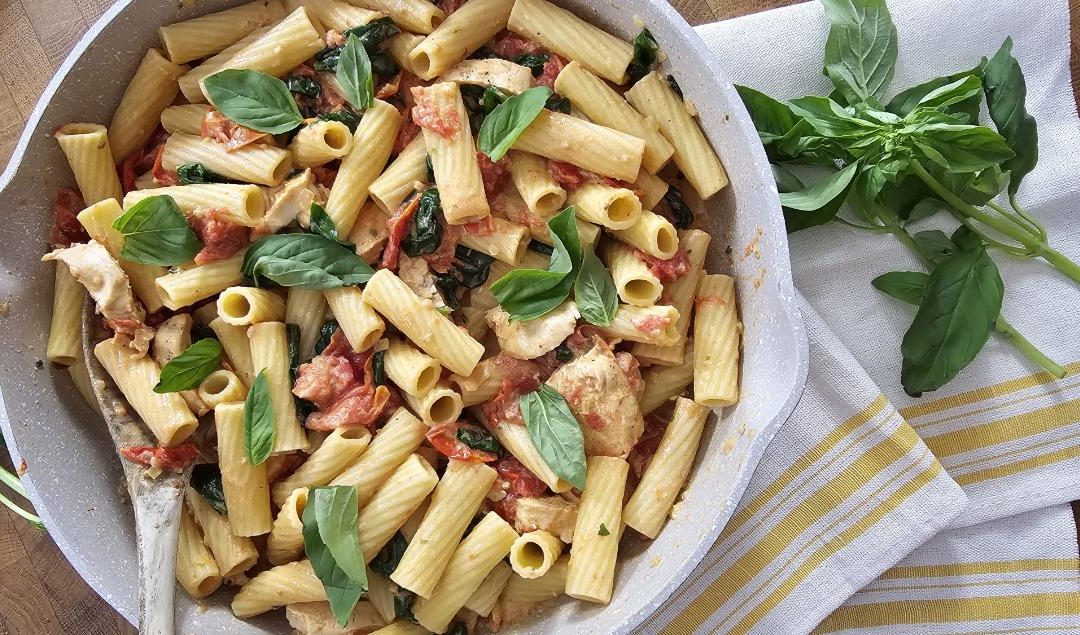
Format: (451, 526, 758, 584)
(113, 195, 201, 266)
(154, 339, 223, 393)
(243, 370, 275, 465)
(478, 86, 551, 161)
(519, 385, 586, 491)
(203, 69, 303, 134)
(574, 250, 618, 327)
(337, 34, 374, 111)
(303, 486, 367, 626)
(242, 233, 374, 289)
(190, 464, 227, 514)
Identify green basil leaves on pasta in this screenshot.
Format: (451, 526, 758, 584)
(154, 339, 223, 393)
(457, 426, 503, 455)
(491, 207, 580, 321)
(574, 249, 618, 326)
(303, 486, 367, 626)
(177, 163, 230, 185)
(112, 194, 201, 266)
(203, 69, 304, 134)
(370, 532, 407, 577)
(627, 28, 660, 83)
(242, 233, 374, 289)
(478, 86, 551, 161)
(309, 203, 341, 242)
(519, 385, 586, 490)
(401, 189, 443, 257)
(190, 464, 227, 514)
(337, 34, 374, 111)
(243, 370, 275, 465)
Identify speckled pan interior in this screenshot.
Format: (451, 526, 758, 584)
(0, 1, 807, 632)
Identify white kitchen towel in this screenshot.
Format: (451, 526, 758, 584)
(636, 301, 966, 634)
(815, 503, 1080, 633)
(694, 0, 1080, 528)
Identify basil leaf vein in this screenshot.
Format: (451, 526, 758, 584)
(242, 234, 374, 289)
(303, 486, 367, 627)
(203, 69, 303, 134)
(337, 34, 374, 111)
(154, 339, 223, 393)
(574, 249, 617, 326)
(113, 195, 201, 266)
(519, 385, 586, 491)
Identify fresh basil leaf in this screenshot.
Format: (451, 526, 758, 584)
(453, 245, 495, 289)
(598, 523, 610, 536)
(905, 198, 945, 225)
(575, 249, 617, 326)
(912, 75, 983, 113)
(913, 124, 1014, 173)
(478, 86, 551, 161)
(424, 154, 435, 183)
(113, 195, 201, 266)
(309, 203, 339, 242)
(983, 38, 1039, 196)
(314, 46, 343, 72)
(887, 62, 985, 117)
(545, 94, 571, 114)
(457, 427, 502, 455)
(820, 0, 898, 105)
(243, 370, 275, 465)
(338, 34, 374, 111)
(303, 486, 367, 627)
(514, 53, 549, 76)
(243, 234, 375, 289)
(666, 74, 683, 99)
(190, 463, 227, 514)
(286, 323, 301, 383)
(204, 69, 303, 134)
(662, 186, 694, 230)
(627, 28, 660, 83)
(370, 532, 407, 577)
(492, 207, 581, 320)
(372, 350, 385, 386)
(778, 161, 860, 211)
(177, 163, 230, 185)
(344, 17, 400, 49)
(900, 230, 1003, 396)
(871, 271, 928, 305)
(735, 85, 799, 145)
(316, 320, 340, 355)
(317, 108, 361, 133)
(433, 272, 461, 310)
(787, 96, 880, 139)
(772, 164, 805, 193)
(402, 189, 442, 257)
(519, 385, 586, 490)
(286, 75, 321, 99)
(912, 230, 957, 266)
(154, 339, 222, 393)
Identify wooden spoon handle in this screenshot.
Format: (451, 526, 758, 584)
(132, 479, 185, 635)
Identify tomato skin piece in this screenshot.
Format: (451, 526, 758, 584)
(426, 422, 498, 463)
(490, 456, 549, 522)
(120, 443, 200, 472)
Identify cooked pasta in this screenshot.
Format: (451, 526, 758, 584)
(407, 0, 514, 80)
(159, 0, 286, 64)
(693, 274, 741, 407)
(109, 49, 188, 163)
(216, 402, 274, 536)
(53, 124, 123, 205)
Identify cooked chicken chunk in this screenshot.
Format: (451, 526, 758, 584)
(514, 495, 579, 543)
(545, 341, 644, 457)
(43, 240, 153, 354)
(285, 600, 384, 634)
(486, 301, 579, 360)
(256, 169, 326, 237)
(398, 254, 447, 310)
(152, 315, 208, 415)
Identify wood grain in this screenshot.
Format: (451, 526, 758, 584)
(0, 0, 1078, 633)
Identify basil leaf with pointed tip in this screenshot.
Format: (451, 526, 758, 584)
(190, 464, 227, 514)
(303, 486, 367, 626)
(871, 271, 928, 305)
(519, 385, 586, 491)
(983, 37, 1039, 196)
(203, 69, 303, 134)
(242, 234, 374, 289)
(820, 0, 898, 105)
(491, 207, 580, 320)
(113, 195, 202, 266)
(155, 339, 223, 393)
(478, 86, 551, 161)
(243, 370, 275, 465)
(337, 34, 373, 111)
(574, 249, 617, 326)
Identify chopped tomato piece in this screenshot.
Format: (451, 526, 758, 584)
(634, 314, 673, 337)
(463, 215, 496, 236)
(411, 86, 462, 139)
(422, 222, 460, 273)
(426, 422, 499, 463)
(151, 143, 179, 187)
(189, 209, 249, 264)
(120, 443, 199, 472)
(535, 53, 565, 89)
(382, 195, 420, 270)
(628, 415, 667, 480)
(490, 456, 549, 522)
(201, 109, 268, 151)
(548, 161, 587, 189)
(636, 248, 691, 283)
(480, 355, 542, 427)
(50, 188, 89, 247)
(439, 0, 466, 15)
(377, 71, 402, 100)
(289, 63, 347, 114)
(120, 126, 171, 192)
(477, 151, 511, 201)
(311, 164, 338, 188)
(489, 31, 543, 58)
(293, 330, 396, 430)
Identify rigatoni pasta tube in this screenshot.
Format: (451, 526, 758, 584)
(218, 286, 286, 325)
(162, 133, 293, 186)
(596, 304, 680, 346)
(216, 403, 273, 536)
(198, 369, 247, 408)
(94, 338, 198, 446)
(108, 49, 187, 162)
(507, 150, 566, 216)
(46, 264, 84, 365)
(248, 322, 309, 453)
(414, 82, 489, 224)
(565, 456, 628, 604)
(412, 512, 518, 632)
(289, 0, 382, 31)
(324, 286, 385, 352)
(624, 397, 710, 538)
(402, 384, 462, 425)
(501, 556, 568, 603)
(175, 504, 222, 599)
(639, 344, 694, 415)
(267, 487, 308, 565)
(179, 27, 269, 103)
(408, 0, 514, 80)
(383, 338, 441, 397)
(602, 240, 661, 307)
(458, 217, 530, 265)
(159, 0, 286, 63)
(271, 426, 371, 506)
(554, 61, 674, 173)
(507, 0, 633, 84)
(358, 454, 439, 560)
(210, 317, 256, 387)
(635, 168, 669, 211)
(514, 110, 644, 182)
(156, 253, 245, 310)
(187, 489, 259, 577)
(362, 269, 484, 376)
(349, 0, 443, 34)
(567, 183, 641, 231)
(465, 561, 512, 616)
(390, 459, 498, 597)
(160, 104, 213, 135)
(626, 71, 729, 200)
(200, 7, 324, 99)
(448, 357, 502, 406)
(633, 229, 710, 366)
(125, 184, 266, 227)
(370, 622, 431, 635)
(613, 210, 679, 260)
(324, 100, 401, 236)
(289, 119, 354, 168)
(53, 124, 123, 204)
(232, 560, 326, 618)
(329, 408, 427, 505)
(369, 135, 428, 214)
(693, 274, 740, 407)
(509, 530, 562, 579)
(440, 58, 533, 94)
(77, 199, 166, 312)
(286, 288, 327, 361)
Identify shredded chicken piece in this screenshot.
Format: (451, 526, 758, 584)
(398, 254, 447, 310)
(514, 495, 578, 542)
(286, 600, 384, 634)
(486, 301, 579, 360)
(256, 169, 327, 237)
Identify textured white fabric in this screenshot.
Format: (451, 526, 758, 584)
(695, 0, 1080, 527)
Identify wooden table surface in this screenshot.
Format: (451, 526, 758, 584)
(0, 0, 1077, 633)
